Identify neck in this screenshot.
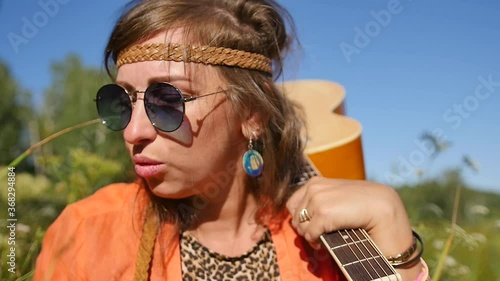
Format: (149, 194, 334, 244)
(187, 176, 265, 257)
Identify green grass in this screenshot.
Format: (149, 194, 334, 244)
(1, 167, 499, 280)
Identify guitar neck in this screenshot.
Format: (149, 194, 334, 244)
(320, 230, 401, 281)
(297, 159, 401, 281)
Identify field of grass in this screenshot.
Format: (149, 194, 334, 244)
(1, 161, 499, 280)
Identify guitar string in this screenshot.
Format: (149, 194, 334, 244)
(318, 231, 365, 280)
(350, 229, 395, 279)
(338, 229, 375, 280)
(353, 229, 394, 278)
(345, 229, 380, 278)
(358, 229, 399, 276)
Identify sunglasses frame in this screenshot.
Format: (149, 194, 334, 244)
(95, 82, 226, 132)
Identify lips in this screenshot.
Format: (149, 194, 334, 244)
(132, 155, 165, 178)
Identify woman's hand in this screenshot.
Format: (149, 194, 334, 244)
(287, 177, 412, 245)
(286, 176, 424, 280)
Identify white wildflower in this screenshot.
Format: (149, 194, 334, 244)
(445, 256, 457, 267)
(17, 223, 31, 233)
(471, 232, 487, 244)
(494, 220, 500, 229)
(468, 204, 489, 216)
(457, 265, 470, 276)
(433, 239, 444, 250)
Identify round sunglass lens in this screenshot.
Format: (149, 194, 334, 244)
(145, 83, 185, 132)
(95, 84, 131, 131)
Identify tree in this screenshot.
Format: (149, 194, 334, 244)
(0, 60, 33, 171)
(37, 54, 132, 183)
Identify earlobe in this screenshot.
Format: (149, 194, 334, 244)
(241, 111, 262, 139)
(241, 116, 264, 177)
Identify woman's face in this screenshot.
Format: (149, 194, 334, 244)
(116, 31, 248, 199)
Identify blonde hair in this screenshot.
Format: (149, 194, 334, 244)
(105, 0, 306, 229)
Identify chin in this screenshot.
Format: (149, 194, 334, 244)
(148, 181, 194, 200)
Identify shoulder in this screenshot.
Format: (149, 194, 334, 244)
(34, 182, 147, 280)
(44, 181, 146, 243)
(63, 182, 143, 219)
(47, 181, 147, 244)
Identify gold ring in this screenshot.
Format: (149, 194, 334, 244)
(299, 208, 312, 223)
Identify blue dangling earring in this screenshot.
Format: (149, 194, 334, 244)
(242, 134, 264, 177)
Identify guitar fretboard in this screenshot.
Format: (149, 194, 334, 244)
(321, 230, 400, 281)
(296, 160, 401, 281)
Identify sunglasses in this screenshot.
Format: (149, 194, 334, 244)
(95, 82, 226, 132)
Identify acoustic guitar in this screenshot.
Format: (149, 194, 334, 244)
(282, 80, 402, 281)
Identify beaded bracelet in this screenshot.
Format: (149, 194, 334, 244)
(387, 231, 424, 268)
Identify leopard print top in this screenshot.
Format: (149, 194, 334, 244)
(180, 229, 281, 281)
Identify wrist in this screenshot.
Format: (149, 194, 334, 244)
(388, 231, 424, 269)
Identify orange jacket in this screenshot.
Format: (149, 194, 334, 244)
(35, 183, 344, 281)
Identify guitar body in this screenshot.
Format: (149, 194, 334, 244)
(282, 80, 365, 180)
(307, 132, 364, 180)
(282, 80, 401, 281)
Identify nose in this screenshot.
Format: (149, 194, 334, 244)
(123, 97, 157, 145)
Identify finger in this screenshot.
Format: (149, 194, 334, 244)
(301, 211, 332, 244)
(293, 220, 307, 237)
(289, 177, 321, 227)
(310, 240, 322, 250)
(290, 206, 314, 244)
(291, 200, 312, 229)
(295, 190, 336, 243)
(296, 218, 322, 250)
(286, 183, 309, 215)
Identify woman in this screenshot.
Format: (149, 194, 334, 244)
(35, 0, 429, 280)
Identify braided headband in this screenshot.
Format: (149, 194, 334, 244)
(116, 43, 272, 74)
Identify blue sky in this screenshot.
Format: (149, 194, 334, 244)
(1, 0, 498, 192)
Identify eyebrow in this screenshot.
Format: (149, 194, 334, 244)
(148, 75, 192, 85)
(116, 75, 194, 91)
